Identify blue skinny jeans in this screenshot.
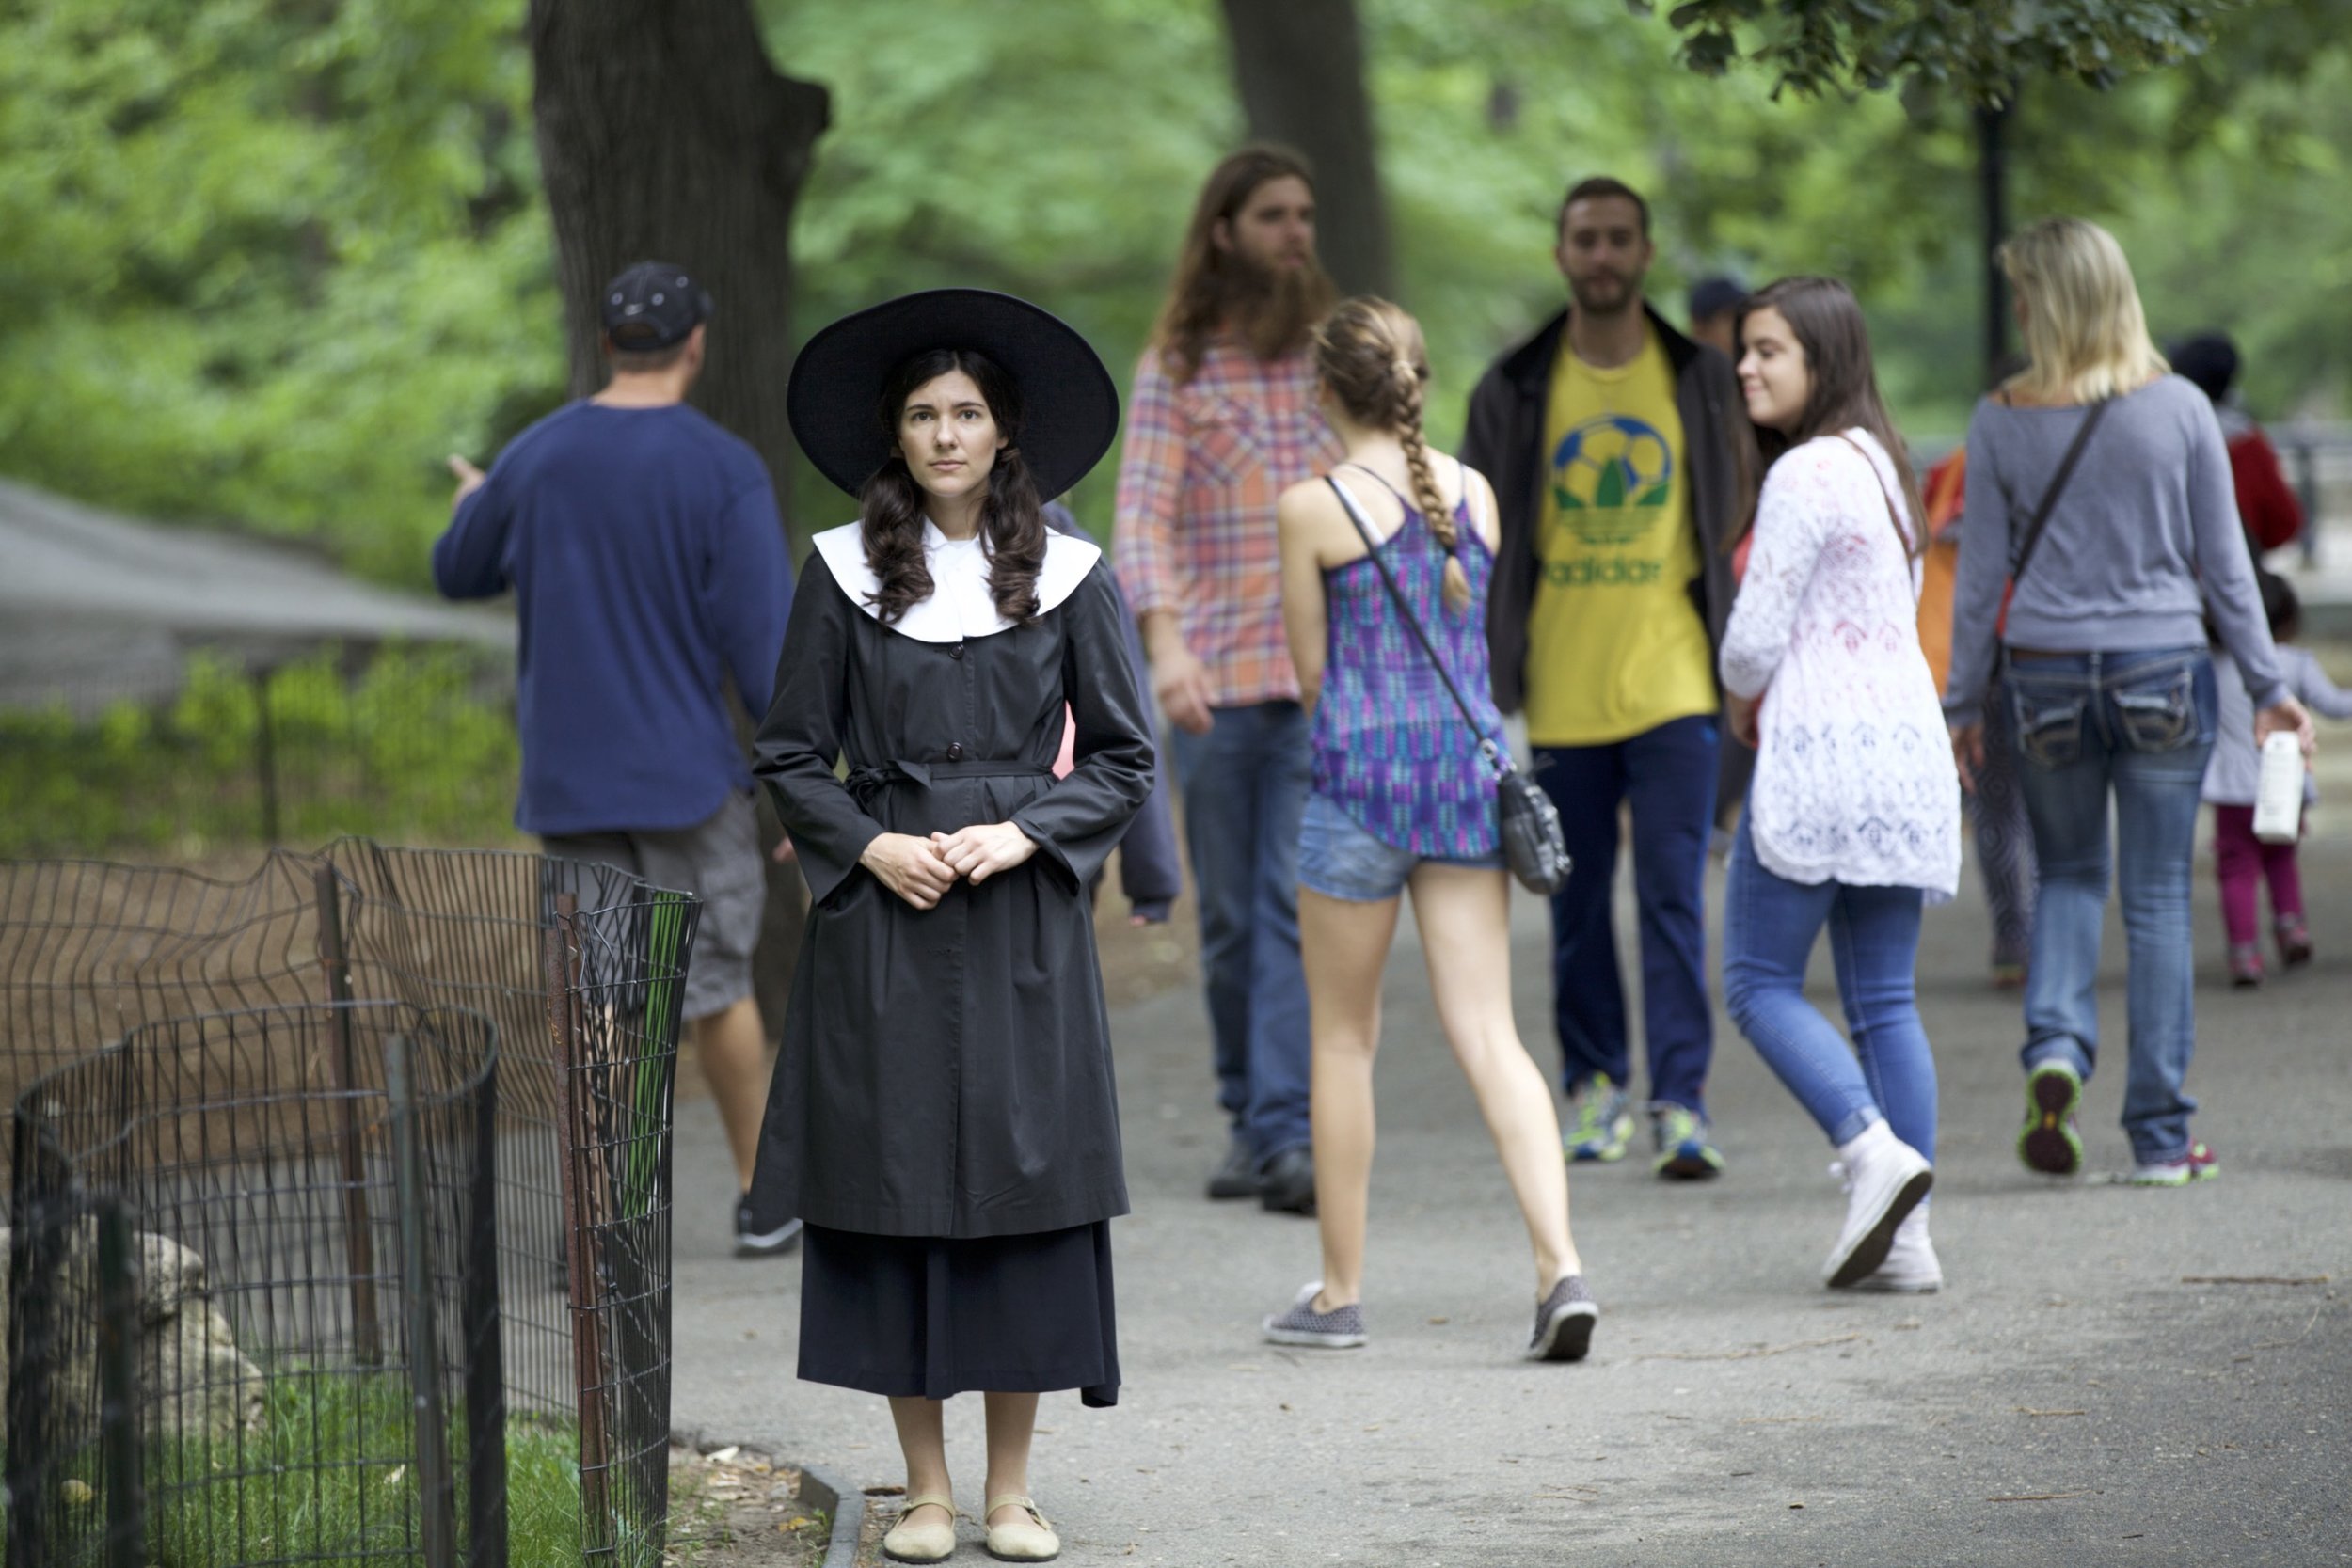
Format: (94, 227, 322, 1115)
(1721, 814, 1937, 1161)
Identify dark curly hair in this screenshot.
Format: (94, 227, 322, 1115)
(857, 348, 1047, 626)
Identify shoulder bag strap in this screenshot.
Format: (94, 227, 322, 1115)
(2008, 398, 2113, 585)
(1833, 433, 1909, 550)
(1326, 476, 1512, 780)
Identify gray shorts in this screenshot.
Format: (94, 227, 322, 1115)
(541, 790, 764, 1021)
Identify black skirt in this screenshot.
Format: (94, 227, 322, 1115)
(798, 1221, 1120, 1407)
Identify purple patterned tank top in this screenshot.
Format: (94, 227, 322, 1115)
(1310, 476, 1505, 859)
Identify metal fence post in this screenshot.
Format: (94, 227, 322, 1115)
(94, 1199, 146, 1568)
(313, 869, 384, 1366)
(544, 894, 613, 1558)
(463, 1042, 510, 1568)
(5, 1111, 67, 1568)
(253, 666, 282, 845)
(384, 1030, 459, 1568)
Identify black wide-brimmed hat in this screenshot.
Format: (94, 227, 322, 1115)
(788, 288, 1120, 501)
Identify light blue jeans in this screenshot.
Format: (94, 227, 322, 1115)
(2006, 647, 2217, 1164)
(1722, 814, 1937, 1160)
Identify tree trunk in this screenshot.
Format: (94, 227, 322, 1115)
(528, 0, 830, 1034)
(1216, 0, 1392, 298)
(1977, 102, 2010, 388)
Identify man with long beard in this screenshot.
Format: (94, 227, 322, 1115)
(1464, 176, 1755, 1180)
(1113, 147, 1342, 1215)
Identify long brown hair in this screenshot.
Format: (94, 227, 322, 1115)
(857, 348, 1047, 626)
(1739, 277, 1925, 560)
(1312, 296, 1471, 614)
(1151, 146, 1336, 384)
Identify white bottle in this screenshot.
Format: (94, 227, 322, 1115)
(2253, 731, 2305, 844)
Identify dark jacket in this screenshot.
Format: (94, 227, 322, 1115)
(1461, 303, 1756, 716)
(1045, 503, 1181, 920)
(749, 549, 1155, 1239)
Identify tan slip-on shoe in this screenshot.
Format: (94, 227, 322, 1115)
(983, 1495, 1059, 1562)
(882, 1493, 959, 1563)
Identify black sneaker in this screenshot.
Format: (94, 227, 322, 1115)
(735, 1196, 803, 1258)
(1259, 1146, 1316, 1215)
(1206, 1132, 1263, 1200)
(1526, 1275, 1598, 1362)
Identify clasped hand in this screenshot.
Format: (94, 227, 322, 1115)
(860, 823, 1040, 910)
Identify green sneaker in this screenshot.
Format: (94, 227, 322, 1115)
(1652, 1104, 1725, 1180)
(1563, 1077, 1635, 1163)
(2018, 1060, 2085, 1176)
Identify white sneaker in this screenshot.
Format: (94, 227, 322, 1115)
(1822, 1124, 1932, 1288)
(1848, 1205, 1943, 1293)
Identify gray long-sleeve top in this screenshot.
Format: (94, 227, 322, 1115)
(1943, 374, 2287, 721)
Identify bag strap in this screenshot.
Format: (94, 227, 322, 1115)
(1833, 433, 1911, 555)
(1326, 476, 1513, 780)
(2008, 398, 2112, 584)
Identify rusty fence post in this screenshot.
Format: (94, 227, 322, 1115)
(313, 866, 384, 1366)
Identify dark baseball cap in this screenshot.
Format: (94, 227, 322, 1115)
(1688, 275, 1748, 322)
(601, 261, 713, 351)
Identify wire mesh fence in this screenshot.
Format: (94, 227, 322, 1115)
(0, 847, 698, 1566)
(5, 1002, 505, 1568)
(550, 897, 691, 1565)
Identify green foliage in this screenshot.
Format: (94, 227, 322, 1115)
(0, 647, 523, 856)
(1637, 0, 2232, 103)
(0, 0, 2343, 585)
(0, 0, 560, 585)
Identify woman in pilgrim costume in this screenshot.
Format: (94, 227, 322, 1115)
(751, 289, 1153, 1564)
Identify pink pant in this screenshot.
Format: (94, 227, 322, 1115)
(2214, 803, 2304, 947)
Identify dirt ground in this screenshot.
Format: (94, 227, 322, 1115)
(668, 1443, 833, 1567)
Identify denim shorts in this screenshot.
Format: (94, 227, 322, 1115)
(1296, 792, 1503, 903)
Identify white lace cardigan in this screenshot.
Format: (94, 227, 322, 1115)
(1719, 430, 1961, 895)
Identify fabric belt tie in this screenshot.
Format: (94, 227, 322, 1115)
(846, 757, 1055, 808)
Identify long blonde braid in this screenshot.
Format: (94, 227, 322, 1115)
(1313, 297, 1472, 614)
(1387, 352, 1471, 614)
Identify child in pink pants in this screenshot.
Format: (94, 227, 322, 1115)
(2205, 573, 2352, 985)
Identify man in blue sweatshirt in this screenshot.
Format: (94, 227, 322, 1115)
(435, 261, 798, 1256)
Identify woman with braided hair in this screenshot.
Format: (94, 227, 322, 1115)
(1260, 297, 1599, 1361)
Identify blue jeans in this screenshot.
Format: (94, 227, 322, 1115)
(2007, 648, 2217, 1164)
(1722, 815, 1936, 1160)
(1295, 792, 1503, 902)
(1534, 714, 1719, 1114)
(1170, 703, 1313, 1164)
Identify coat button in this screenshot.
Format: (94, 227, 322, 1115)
(949, 642, 965, 660)
(946, 742, 965, 761)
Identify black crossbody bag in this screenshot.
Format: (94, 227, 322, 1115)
(1326, 476, 1572, 895)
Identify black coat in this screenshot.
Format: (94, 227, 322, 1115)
(747, 546, 1155, 1239)
(1459, 302, 1758, 716)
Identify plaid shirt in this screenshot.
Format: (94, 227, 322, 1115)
(1112, 338, 1343, 707)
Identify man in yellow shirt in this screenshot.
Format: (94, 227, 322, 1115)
(1462, 177, 1756, 1177)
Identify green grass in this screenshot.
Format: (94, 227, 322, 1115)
(36, 1369, 697, 1568)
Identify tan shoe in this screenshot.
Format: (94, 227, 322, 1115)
(882, 1494, 959, 1563)
(982, 1495, 1059, 1562)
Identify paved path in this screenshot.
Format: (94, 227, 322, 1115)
(672, 809, 2352, 1566)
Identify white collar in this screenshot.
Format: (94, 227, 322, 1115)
(812, 518, 1101, 643)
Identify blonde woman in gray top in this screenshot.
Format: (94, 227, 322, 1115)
(1943, 217, 2312, 1187)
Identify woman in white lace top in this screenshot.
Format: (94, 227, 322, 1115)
(1717, 277, 1962, 1294)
